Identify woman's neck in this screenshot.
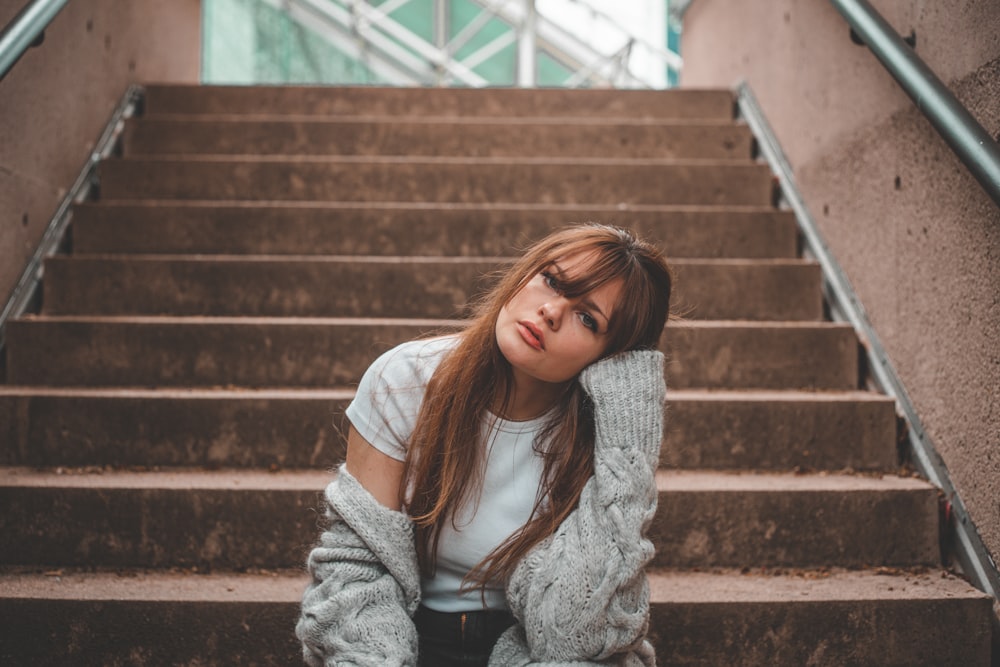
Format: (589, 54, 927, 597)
(495, 370, 565, 421)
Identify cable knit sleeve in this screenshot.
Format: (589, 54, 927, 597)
(296, 465, 422, 667)
(491, 350, 665, 666)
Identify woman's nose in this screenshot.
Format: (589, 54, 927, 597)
(539, 299, 565, 329)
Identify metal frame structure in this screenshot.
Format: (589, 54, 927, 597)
(259, 0, 682, 88)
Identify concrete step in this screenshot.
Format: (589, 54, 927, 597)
(72, 201, 799, 259)
(0, 387, 350, 470)
(42, 256, 822, 321)
(662, 389, 897, 471)
(97, 156, 775, 206)
(649, 471, 939, 568)
(0, 388, 897, 472)
(0, 469, 938, 570)
(0, 467, 330, 570)
(647, 568, 992, 666)
(5, 318, 858, 390)
(143, 84, 737, 120)
(123, 116, 755, 160)
(0, 569, 304, 666)
(0, 568, 988, 666)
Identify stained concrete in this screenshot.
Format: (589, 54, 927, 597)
(0, 0, 200, 307)
(682, 0, 1000, 579)
(0, 387, 898, 472)
(41, 255, 821, 321)
(5, 317, 858, 390)
(71, 201, 800, 259)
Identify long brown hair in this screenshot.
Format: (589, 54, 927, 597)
(400, 223, 672, 589)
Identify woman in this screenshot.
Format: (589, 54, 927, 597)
(297, 224, 672, 666)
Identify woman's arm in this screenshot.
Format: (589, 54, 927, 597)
(498, 350, 665, 665)
(296, 429, 419, 667)
(345, 427, 405, 510)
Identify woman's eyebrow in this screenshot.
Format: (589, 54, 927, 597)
(551, 261, 610, 324)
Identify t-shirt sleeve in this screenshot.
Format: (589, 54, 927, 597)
(345, 341, 437, 462)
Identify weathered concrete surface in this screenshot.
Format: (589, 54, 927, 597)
(662, 390, 897, 471)
(0, 568, 988, 666)
(648, 569, 992, 666)
(665, 322, 857, 389)
(72, 201, 799, 259)
(123, 116, 754, 160)
(0, 388, 349, 469)
(0, 469, 937, 570)
(650, 471, 939, 568)
(0, 0, 200, 309)
(0, 571, 302, 667)
(5, 318, 857, 389)
(682, 0, 1000, 580)
(143, 85, 737, 119)
(43, 256, 821, 321)
(0, 468, 331, 569)
(0, 388, 895, 472)
(98, 156, 775, 206)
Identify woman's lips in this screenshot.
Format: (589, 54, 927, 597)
(517, 321, 545, 351)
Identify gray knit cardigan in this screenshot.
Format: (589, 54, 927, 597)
(297, 350, 665, 666)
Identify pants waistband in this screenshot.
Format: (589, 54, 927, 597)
(414, 605, 516, 649)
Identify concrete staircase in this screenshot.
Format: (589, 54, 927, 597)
(0, 85, 992, 665)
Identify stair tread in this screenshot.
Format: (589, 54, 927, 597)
(0, 466, 930, 493)
(0, 386, 888, 400)
(0, 466, 334, 489)
(15, 314, 848, 328)
(78, 200, 786, 213)
(14, 314, 465, 326)
(143, 85, 736, 119)
(136, 114, 747, 126)
(76, 200, 792, 213)
(648, 568, 988, 602)
(1, 567, 984, 604)
(106, 154, 759, 166)
(53, 254, 817, 267)
(655, 469, 929, 492)
(0, 569, 305, 602)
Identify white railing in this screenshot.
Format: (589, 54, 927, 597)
(260, 0, 681, 88)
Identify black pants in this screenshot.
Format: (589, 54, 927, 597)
(414, 605, 516, 667)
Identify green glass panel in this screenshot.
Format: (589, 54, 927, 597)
(538, 50, 572, 87)
(387, 0, 434, 43)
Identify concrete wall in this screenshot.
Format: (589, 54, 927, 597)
(681, 0, 1000, 567)
(0, 0, 201, 306)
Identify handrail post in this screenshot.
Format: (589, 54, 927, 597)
(829, 0, 1000, 207)
(0, 0, 71, 81)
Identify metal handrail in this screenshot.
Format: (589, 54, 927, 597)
(0, 84, 142, 355)
(0, 0, 70, 81)
(830, 0, 1000, 207)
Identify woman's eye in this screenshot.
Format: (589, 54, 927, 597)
(541, 271, 560, 291)
(579, 312, 598, 332)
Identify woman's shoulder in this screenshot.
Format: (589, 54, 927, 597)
(365, 334, 459, 389)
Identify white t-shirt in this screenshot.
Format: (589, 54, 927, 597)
(345, 336, 548, 612)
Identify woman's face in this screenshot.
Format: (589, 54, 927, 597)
(495, 252, 623, 388)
